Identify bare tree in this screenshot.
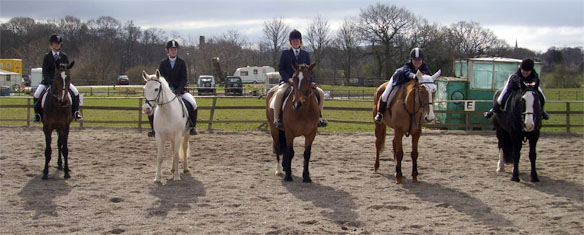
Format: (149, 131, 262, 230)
(306, 15, 331, 65)
(262, 17, 290, 69)
(335, 17, 361, 84)
(359, 3, 416, 79)
(446, 21, 508, 57)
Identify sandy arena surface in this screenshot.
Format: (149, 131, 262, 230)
(0, 126, 583, 234)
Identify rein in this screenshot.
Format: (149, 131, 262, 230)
(144, 79, 179, 108)
(402, 79, 433, 137)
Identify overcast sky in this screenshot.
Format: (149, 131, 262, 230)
(1, 0, 583, 52)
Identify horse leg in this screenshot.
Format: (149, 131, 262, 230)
(171, 136, 182, 181)
(57, 135, 63, 170)
(275, 153, 284, 175)
(497, 150, 505, 172)
(374, 123, 387, 172)
(283, 132, 295, 182)
(60, 128, 71, 179)
(181, 135, 190, 173)
(154, 137, 164, 183)
(393, 131, 404, 184)
(510, 138, 522, 182)
(302, 132, 316, 183)
(42, 127, 53, 180)
(528, 133, 539, 182)
(411, 131, 421, 183)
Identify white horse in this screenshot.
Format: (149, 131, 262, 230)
(142, 70, 190, 182)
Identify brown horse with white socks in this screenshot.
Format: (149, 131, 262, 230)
(373, 70, 440, 184)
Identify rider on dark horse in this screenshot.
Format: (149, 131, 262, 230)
(147, 40, 198, 137)
(33, 34, 82, 122)
(375, 48, 431, 123)
(272, 29, 327, 128)
(484, 58, 550, 120)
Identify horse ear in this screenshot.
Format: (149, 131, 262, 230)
(67, 61, 75, 70)
(431, 70, 442, 81)
(308, 62, 316, 71)
(142, 70, 149, 82)
(155, 69, 161, 80)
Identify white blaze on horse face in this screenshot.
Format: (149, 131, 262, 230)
(523, 91, 536, 132)
(61, 71, 67, 101)
(297, 71, 304, 85)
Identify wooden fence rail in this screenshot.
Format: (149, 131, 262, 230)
(1, 97, 582, 133)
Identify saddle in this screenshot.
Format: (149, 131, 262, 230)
(383, 84, 404, 114)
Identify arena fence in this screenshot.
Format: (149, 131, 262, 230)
(0, 97, 582, 133)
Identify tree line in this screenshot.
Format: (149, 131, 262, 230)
(1, 3, 582, 87)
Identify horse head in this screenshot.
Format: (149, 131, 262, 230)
(291, 62, 316, 111)
(415, 69, 440, 123)
(521, 81, 541, 132)
(53, 60, 74, 106)
(142, 70, 165, 115)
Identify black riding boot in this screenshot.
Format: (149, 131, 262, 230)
(189, 107, 198, 135)
(147, 115, 155, 137)
(374, 101, 387, 123)
(33, 98, 42, 122)
(539, 92, 550, 120)
(72, 94, 83, 120)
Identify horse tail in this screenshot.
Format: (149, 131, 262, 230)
(496, 128, 513, 164)
(278, 130, 287, 155)
(375, 122, 387, 154)
(179, 134, 189, 161)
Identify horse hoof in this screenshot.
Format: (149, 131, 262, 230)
(511, 177, 520, 182)
(303, 177, 312, 183)
(64, 174, 71, 179)
(284, 175, 293, 181)
(183, 169, 190, 173)
(396, 178, 403, 184)
(172, 176, 181, 181)
(275, 171, 284, 176)
(154, 178, 161, 183)
(57, 166, 63, 171)
(531, 177, 540, 182)
(412, 177, 419, 183)
(42, 175, 48, 180)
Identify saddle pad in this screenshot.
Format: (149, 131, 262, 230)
(385, 84, 403, 109)
(269, 85, 293, 110)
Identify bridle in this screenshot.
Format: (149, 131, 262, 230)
(403, 78, 435, 137)
(292, 69, 314, 101)
(143, 79, 178, 109)
(50, 69, 70, 106)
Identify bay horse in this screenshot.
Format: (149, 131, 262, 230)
(266, 63, 319, 182)
(373, 70, 440, 184)
(493, 82, 542, 182)
(142, 70, 190, 183)
(41, 60, 75, 179)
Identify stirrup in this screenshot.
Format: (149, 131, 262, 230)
(542, 111, 550, 120)
(318, 118, 328, 127)
(148, 130, 155, 137)
(33, 113, 41, 123)
(189, 127, 198, 135)
(274, 120, 283, 128)
(374, 112, 383, 123)
(74, 111, 83, 120)
(484, 110, 495, 119)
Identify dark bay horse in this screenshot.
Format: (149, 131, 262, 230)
(266, 63, 319, 182)
(41, 60, 75, 179)
(373, 70, 440, 184)
(493, 82, 543, 182)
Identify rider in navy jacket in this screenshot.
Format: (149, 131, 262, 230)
(278, 48, 311, 83)
(159, 56, 188, 93)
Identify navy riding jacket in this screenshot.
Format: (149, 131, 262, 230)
(390, 60, 431, 87)
(159, 57, 188, 93)
(41, 51, 69, 85)
(278, 48, 312, 83)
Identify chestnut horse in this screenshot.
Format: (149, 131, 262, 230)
(373, 70, 440, 184)
(266, 63, 319, 182)
(41, 60, 75, 179)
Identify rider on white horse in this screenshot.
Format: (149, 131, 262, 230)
(375, 48, 432, 123)
(147, 40, 198, 137)
(33, 34, 82, 122)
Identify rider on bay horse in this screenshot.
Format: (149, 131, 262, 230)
(484, 58, 550, 120)
(147, 40, 198, 137)
(272, 29, 327, 128)
(374, 48, 431, 123)
(33, 34, 83, 122)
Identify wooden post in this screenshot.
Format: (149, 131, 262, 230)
(207, 96, 218, 132)
(566, 102, 571, 133)
(138, 98, 143, 131)
(26, 98, 31, 127)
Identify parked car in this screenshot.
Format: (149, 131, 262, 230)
(117, 75, 130, 85)
(224, 76, 243, 96)
(197, 75, 216, 95)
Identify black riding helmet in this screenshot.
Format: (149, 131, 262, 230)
(289, 29, 302, 41)
(410, 47, 424, 60)
(166, 40, 179, 49)
(49, 34, 63, 43)
(520, 58, 534, 71)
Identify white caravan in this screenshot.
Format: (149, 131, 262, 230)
(233, 66, 275, 84)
